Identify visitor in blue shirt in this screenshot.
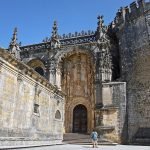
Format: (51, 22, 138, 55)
(91, 129, 98, 148)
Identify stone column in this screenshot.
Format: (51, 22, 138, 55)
(49, 60, 56, 85)
(95, 52, 103, 108)
(45, 62, 50, 80)
(56, 68, 61, 89)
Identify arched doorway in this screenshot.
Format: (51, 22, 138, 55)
(73, 104, 87, 133)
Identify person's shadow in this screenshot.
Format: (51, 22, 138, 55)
(82, 145, 99, 149)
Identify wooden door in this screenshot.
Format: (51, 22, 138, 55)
(73, 104, 87, 133)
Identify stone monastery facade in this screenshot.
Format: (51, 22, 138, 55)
(0, 0, 150, 146)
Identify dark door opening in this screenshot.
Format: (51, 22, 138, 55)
(73, 104, 87, 133)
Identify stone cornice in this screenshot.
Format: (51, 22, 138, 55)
(0, 48, 65, 97)
(20, 34, 97, 52)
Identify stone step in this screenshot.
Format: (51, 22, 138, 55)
(133, 138, 150, 146)
(133, 128, 150, 145)
(63, 133, 91, 141)
(63, 133, 116, 145)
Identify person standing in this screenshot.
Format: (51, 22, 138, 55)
(91, 129, 98, 148)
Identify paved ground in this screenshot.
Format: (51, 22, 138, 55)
(2, 144, 150, 150)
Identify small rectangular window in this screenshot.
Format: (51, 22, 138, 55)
(34, 103, 39, 114)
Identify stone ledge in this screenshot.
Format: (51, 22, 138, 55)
(96, 125, 115, 131)
(0, 142, 64, 150)
(0, 139, 62, 147)
(101, 105, 119, 111)
(0, 137, 62, 141)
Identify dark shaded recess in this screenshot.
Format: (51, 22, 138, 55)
(134, 128, 150, 139)
(108, 29, 120, 81)
(35, 67, 44, 76)
(132, 128, 150, 145)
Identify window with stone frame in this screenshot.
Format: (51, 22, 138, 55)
(34, 103, 40, 115)
(55, 110, 61, 119)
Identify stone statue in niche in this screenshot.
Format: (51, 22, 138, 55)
(95, 114, 100, 126)
(81, 64, 86, 81)
(66, 72, 71, 95)
(74, 80, 85, 96)
(69, 81, 74, 96)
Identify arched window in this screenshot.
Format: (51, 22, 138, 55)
(35, 67, 44, 76)
(55, 110, 61, 119)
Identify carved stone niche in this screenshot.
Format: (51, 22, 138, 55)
(17, 74, 23, 84)
(34, 84, 42, 104)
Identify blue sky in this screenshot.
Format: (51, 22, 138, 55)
(0, 0, 138, 48)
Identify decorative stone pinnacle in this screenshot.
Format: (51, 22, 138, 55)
(9, 27, 21, 59)
(96, 15, 108, 44)
(10, 27, 18, 46)
(97, 15, 104, 29)
(51, 20, 58, 39)
(51, 21, 60, 48)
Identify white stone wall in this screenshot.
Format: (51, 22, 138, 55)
(0, 48, 65, 146)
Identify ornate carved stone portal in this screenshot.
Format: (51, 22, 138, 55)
(60, 52, 95, 133)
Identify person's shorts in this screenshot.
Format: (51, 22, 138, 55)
(92, 139, 98, 143)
